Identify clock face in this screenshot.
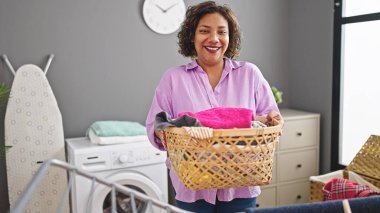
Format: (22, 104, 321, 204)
(143, 0, 186, 34)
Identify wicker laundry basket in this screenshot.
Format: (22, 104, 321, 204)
(164, 122, 282, 190)
(309, 135, 380, 202)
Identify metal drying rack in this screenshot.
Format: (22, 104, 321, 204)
(9, 159, 189, 213)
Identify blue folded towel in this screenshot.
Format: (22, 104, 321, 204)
(89, 121, 147, 137)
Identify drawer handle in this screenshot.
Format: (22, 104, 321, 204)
(296, 164, 302, 168)
(256, 204, 260, 208)
(297, 195, 302, 199)
(296, 132, 302, 136)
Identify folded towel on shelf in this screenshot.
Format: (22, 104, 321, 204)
(88, 129, 149, 145)
(178, 107, 254, 129)
(88, 121, 147, 137)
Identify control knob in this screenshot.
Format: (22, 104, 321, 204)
(119, 154, 129, 163)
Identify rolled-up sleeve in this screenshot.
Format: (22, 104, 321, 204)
(254, 69, 279, 116)
(145, 73, 173, 151)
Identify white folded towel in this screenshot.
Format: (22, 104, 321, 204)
(88, 129, 149, 145)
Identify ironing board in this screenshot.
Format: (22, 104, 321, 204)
(3, 55, 69, 212)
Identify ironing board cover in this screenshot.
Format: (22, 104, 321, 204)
(5, 64, 68, 212)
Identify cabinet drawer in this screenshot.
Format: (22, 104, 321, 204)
(277, 149, 317, 182)
(279, 118, 318, 150)
(277, 181, 309, 206)
(256, 187, 276, 208)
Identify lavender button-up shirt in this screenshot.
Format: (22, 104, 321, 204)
(146, 58, 279, 204)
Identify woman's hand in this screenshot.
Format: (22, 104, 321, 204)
(256, 111, 284, 135)
(267, 111, 284, 126)
(267, 111, 283, 136)
(154, 129, 167, 148)
(256, 111, 283, 125)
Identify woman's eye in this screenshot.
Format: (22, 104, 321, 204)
(219, 31, 227, 35)
(199, 29, 208, 33)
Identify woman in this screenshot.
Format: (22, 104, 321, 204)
(146, 1, 282, 212)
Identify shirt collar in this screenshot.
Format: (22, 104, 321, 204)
(185, 60, 199, 71)
(185, 57, 243, 72)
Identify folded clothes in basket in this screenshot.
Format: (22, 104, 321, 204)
(252, 121, 267, 128)
(178, 107, 254, 129)
(323, 178, 380, 201)
(154, 111, 203, 131)
(155, 108, 262, 131)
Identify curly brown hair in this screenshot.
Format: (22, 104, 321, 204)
(177, 1, 241, 59)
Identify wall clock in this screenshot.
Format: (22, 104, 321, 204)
(143, 0, 186, 34)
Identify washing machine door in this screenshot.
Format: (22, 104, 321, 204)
(89, 172, 165, 213)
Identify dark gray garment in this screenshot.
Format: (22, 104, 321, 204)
(154, 111, 203, 131)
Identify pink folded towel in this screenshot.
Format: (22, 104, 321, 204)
(178, 107, 254, 129)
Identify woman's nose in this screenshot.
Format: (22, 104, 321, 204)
(208, 32, 219, 42)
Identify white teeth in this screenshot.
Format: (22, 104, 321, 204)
(205, 47, 220, 51)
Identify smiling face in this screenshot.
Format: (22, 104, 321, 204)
(194, 12, 229, 68)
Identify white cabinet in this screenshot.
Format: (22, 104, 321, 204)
(256, 108, 320, 208)
(277, 181, 310, 205)
(257, 187, 277, 208)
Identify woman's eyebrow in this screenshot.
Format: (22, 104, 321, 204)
(198, 25, 227, 29)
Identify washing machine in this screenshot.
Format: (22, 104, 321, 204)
(66, 137, 168, 213)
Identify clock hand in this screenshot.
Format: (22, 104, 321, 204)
(163, 2, 179, 13)
(155, 4, 166, 13)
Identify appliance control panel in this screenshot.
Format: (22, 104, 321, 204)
(66, 137, 166, 172)
(110, 145, 166, 169)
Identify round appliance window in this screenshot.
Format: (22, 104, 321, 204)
(102, 185, 148, 213)
(90, 172, 164, 213)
